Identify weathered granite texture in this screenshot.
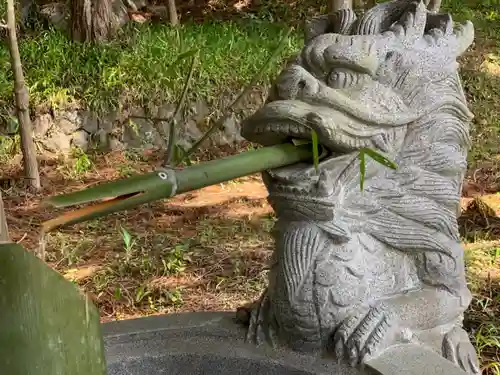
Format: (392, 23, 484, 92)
(102, 312, 469, 375)
(238, 0, 480, 374)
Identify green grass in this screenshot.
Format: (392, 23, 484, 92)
(440, 2, 500, 372)
(0, 20, 301, 113)
(464, 242, 500, 374)
(440, 0, 500, 169)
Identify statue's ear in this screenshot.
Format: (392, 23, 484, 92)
(329, 9, 357, 35)
(353, 0, 426, 36)
(396, 0, 428, 45)
(354, 0, 405, 35)
(304, 15, 331, 43)
(453, 20, 474, 57)
(304, 9, 357, 42)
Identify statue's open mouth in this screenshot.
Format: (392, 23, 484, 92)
(243, 100, 377, 152)
(241, 100, 363, 198)
(241, 95, 409, 155)
(240, 90, 413, 199)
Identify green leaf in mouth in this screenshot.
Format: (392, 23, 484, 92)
(311, 130, 320, 172)
(359, 151, 366, 191)
(291, 138, 312, 146)
(291, 135, 320, 172)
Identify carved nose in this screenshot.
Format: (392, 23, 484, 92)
(273, 65, 320, 101)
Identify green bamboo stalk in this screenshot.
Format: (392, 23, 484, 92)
(165, 50, 198, 166)
(0, 243, 106, 375)
(42, 143, 325, 232)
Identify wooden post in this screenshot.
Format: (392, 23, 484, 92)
(6, 0, 41, 190)
(0, 190, 10, 243)
(167, 0, 179, 26)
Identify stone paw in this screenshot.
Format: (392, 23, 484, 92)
(333, 306, 397, 367)
(442, 326, 481, 375)
(235, 301, 256, 326)
(238, 292, 277, 347)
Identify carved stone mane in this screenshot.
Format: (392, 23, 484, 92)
(237, 1, 480, 374)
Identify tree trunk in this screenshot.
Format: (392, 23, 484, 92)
(167, 0, 179, 26)
(0, 191, 9, 243)
(328, 0, 353, 12)
(71, 0, 113, 43)
(6, 0, 41, 191)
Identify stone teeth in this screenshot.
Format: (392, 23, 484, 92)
(250, 121, 313, 141)
(274, 183, 312, 195)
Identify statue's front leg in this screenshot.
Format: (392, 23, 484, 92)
(237, 220, 331, 349)
(333, 304, 399, 367)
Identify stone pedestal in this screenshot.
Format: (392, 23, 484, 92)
(103, 312, 469, 375)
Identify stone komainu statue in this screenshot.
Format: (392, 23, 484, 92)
(238, 0, 480, 374)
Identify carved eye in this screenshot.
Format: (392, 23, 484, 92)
(326, 68, 365, 89)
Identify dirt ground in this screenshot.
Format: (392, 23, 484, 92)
(5, 147, 274, 320)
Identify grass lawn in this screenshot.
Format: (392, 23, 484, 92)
(445, 0, 500, 373)
(1, 0, 500, 373)
(0, 20, 301, 113)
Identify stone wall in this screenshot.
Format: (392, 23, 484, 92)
(28, 89, 266, 154)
